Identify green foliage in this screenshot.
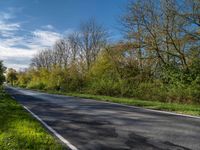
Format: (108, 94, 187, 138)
(6, 68, 18, 86)
(87, 50, 121, 95)
(15, 46, 200, 104)
(158, 63, 200, 103)
(16, 71, 31, 88)
(46, 67, 64, 90)
(61, 64, 84, 92)
(0, 61, 6, 86)
(26, 69, 47, 90)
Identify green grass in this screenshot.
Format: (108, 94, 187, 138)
(0, 89, 65, 150)
(46, 90, 200, 117)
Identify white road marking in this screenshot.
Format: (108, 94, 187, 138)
(22, 106, 78, 150)
(82, 98, 200, 120)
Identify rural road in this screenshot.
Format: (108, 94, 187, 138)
(5, 87, 200, 150)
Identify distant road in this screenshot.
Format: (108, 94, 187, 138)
(5, 87, 200, 150)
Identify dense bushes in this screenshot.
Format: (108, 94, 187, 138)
(15, 68, 200, 104)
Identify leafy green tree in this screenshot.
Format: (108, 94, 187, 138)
(0, 61, 6, 86)
(6, 68, 18, 86)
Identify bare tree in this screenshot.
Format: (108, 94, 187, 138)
(31, 49, 53, 70)
(79, 19, 108, 69)
(53, 39, 70, 68)
(67, 32, 80, 64)
(122, 0, 199, 73)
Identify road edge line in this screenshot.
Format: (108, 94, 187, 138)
(81, 98, 200, 120)
(22, 106, 78, 150)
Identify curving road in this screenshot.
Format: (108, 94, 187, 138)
(5, 87, 200, 150)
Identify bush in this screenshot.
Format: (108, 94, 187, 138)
(88, 77, 121, 96)
(27, 82, 46, 90)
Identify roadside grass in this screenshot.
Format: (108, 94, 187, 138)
(0, 89, 65, 150)
(46, 90, 200, 117)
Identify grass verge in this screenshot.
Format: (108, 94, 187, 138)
(0, 89, 65, 150)
(46, 90, 200, 117)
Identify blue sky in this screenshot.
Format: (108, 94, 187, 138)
(0, 0, 128, 70)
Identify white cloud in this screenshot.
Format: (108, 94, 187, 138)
(0, 45, 36, 70)
(0, 22, 20, 31)
(0, 45, 36, 58)
(32, 29, 62, 46)
(0, 10, 20, 30)
(0, 29, 62, 70)
(63, 28, 74, 35)
(0, 15, 63, 70)
(0, 12, 14, 20)
(0, 11, 20, 38)
(0, 36, 24, 47)
(0, 10, 68, 70)
(4, 63, 28, 70)
(42, 24, 54, 30)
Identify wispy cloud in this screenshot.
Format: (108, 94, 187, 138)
(41, 24, 54, 30)
(0, 11, 20, 38)
(0, 22, 20, 31)
(0, 10, 64, 70)
(0, 11, 14, 20)
(31, 29, 62, 47)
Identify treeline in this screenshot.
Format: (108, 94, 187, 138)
(9, 0, 200, 103)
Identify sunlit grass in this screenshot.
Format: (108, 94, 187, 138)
(0, 89, 65, 150)
(48, 91, 200, 116)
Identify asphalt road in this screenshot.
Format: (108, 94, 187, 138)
(5, 87, 200, 150)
